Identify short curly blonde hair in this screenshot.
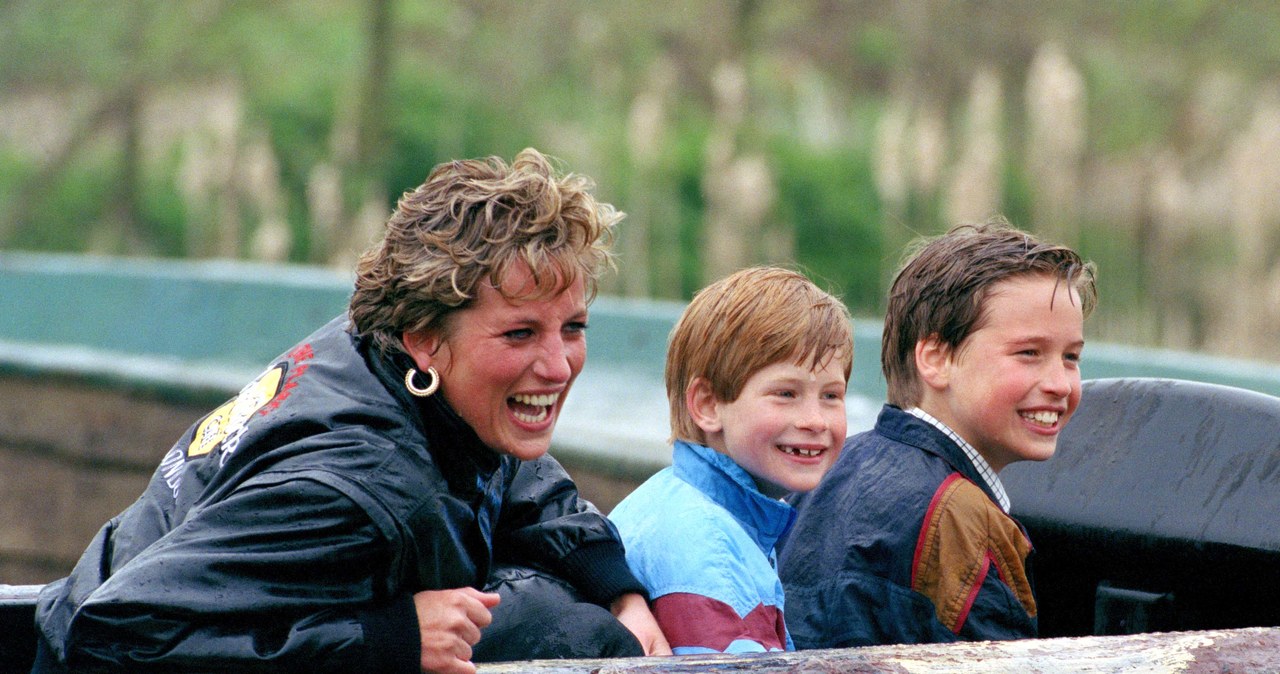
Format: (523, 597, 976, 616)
(350, 148, 620, 354)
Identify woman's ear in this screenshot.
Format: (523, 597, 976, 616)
(686, 377, 723, 435)
(401, 330, 441, 370)
(915, 334, 952, 392)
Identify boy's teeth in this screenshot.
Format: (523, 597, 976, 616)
(1022, 410, 1059, 425)
(781, 446, 822, 457)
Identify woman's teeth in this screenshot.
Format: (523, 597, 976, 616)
(511, 393, 559, 424)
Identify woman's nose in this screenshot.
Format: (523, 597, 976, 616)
(534, 337, 573, 382)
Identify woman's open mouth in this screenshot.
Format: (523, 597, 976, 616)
(510, 392, 559, 424)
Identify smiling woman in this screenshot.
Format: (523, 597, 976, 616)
(31, 149, 670, 673)
(401, 265, 588, 462)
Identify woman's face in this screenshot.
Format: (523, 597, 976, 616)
(404, 261, 587, 460)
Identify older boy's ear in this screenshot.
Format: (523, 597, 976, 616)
(686, 377, 723, 434)
(915, 335, 951, 390)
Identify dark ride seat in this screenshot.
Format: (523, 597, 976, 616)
(1002, 377, 1280, 637)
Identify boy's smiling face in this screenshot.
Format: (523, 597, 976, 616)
(916, 273, 1085, 473)
(693, 357, 848, 499)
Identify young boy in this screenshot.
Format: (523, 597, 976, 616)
(779, 220, 1097, 648)
(609, 266, 854, 655)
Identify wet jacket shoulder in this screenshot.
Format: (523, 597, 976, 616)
(611, 440, 795, 655)
(33, 314, 638, 673)
(778, 405, 1037, 649)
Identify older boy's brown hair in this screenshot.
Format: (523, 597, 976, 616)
(666, 266, 854, 445)
(882, 218, 1098, 408)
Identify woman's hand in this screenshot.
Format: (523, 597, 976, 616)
(610, 592, 672, 656)
(414, 587, 502, 674)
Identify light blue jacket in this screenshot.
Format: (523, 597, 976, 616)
(609, 440, 797, 654)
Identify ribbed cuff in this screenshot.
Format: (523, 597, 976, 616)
(557, 541, 647, 606)
(359, 593, 420, 674)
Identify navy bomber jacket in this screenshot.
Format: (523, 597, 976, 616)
(779, 405, 1037, 648)
(34, 314, 641, 672)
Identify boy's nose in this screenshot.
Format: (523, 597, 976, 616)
(1042, 362, 1075, 396)
(795, 399, 830, 430)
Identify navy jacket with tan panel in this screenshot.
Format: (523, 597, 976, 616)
(778, 405, 1036, 648)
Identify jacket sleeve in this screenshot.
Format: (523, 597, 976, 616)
(651, 592, 784, 655)
(910, 474, 1038, 641)
(640, 520, 789, 655)
(492, 455, 645, 605)
(50, 477, 421, 673)
(613, 488, 788, 655)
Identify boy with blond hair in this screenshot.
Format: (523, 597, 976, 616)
(780, 220, 1097, 647)
(610, 266, 854, 654)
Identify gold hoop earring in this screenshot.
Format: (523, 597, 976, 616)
(405, 367, 439, 397)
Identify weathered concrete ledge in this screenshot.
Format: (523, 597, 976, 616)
(477, 627, 1280, 673)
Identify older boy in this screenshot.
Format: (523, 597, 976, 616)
(779, 220, 1097, 647)
(610, 266, 853, 654)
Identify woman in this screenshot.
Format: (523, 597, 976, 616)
(33, 149, 670, 673)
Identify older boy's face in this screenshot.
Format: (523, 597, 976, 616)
(923, 274, 1084, 473)
(709, 358, 848, 499)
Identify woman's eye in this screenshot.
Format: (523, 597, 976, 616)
(565, 321, 588, 335)
(504, 328, 534, 340)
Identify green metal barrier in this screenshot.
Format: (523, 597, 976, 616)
(7, 252, 1280, 669)
(5, 250, 1280, 473)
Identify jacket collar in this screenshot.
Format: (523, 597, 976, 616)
(358, 326, 503, 490)
(672, 440, 796, 553)
(874, 404, 1004, 507)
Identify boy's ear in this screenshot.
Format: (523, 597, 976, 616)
(915, 334, 952, 391)
(686, 377, 724, 434)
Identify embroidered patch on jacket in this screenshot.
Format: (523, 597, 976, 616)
(188, 364, 287, 460)
(910, 473, 1036, 633)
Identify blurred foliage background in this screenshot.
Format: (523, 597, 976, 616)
(2, 0, 1280, 361)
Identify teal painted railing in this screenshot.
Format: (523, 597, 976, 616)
(5, 251, 1280, 477)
